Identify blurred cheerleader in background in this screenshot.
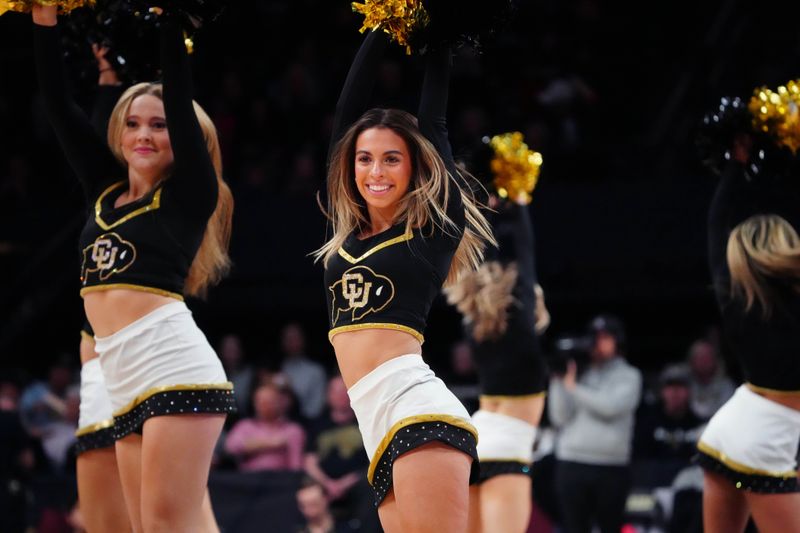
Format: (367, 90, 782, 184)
(445, 132, 549, 533)
(697, 84, 800, 533)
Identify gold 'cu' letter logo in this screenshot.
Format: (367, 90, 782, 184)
(91, 238, 119, 270)
(329, 266, 395, 325)
(81, 232, 137, 283)
(342, 272, 372, 309)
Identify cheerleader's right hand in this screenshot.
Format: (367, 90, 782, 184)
(92, 43, 121, 85)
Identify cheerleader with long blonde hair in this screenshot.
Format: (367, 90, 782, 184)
(32, 4, 234, 530)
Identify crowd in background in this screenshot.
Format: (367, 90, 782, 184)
(0, 0, 795, 531)
(0, 317, 737, 532)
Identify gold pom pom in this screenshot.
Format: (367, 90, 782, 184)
(0, 1, 33, 16)
(59, 0, 94, 13)
(351, 0, 428, 54)
(749, 80, 800, 154)
(183, 31, 194, 55)
(0, 0, 94, 16)
(488, 132, 543, 205)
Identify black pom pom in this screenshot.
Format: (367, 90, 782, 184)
(140, 0, 226, 29)
(61, 2, 161, 85)
(695, 96, 792, 180)
(411, 0, 517, 54)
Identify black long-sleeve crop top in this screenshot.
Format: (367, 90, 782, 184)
(468, 203, 547, 393)
(708, 162, 800, 392)
(480, 203, 540, 339)
(34, 21, 217, 300)
(324, 31, 466, 343)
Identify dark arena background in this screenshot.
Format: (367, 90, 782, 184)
(1, 1, 798, 532)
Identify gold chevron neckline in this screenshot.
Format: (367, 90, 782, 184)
(338, 230, 413, 264)
(95, 181, 162, 230)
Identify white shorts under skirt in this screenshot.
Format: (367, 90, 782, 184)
(347, 354, 479, 505)
(75, 357, 116, 454)
(697, 384, 800, 493)
(94, 302, 235, 439)
(472, 409, 537, 482)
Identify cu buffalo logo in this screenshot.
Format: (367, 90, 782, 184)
(330, 266, 395, 325)
(81, 233, 137, 284)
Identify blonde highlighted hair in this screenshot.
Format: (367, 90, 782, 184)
(444, 261, 518, 342)
(107, 83, 232, 298)
(314, 108, 494, 285)
(727, 214, 800, 316)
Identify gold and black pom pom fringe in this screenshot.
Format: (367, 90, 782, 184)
(0, 0, 94, 16)
(487, 132, 543, 205)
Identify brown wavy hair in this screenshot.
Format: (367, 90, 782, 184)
(107, 83, 232, 298)
(314, 108, 494, 285)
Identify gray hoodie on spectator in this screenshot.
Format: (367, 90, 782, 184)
(548, 357, 642, 465)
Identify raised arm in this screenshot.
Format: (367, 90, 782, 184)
(417, 46, 464, 226)
(89, 44, 125, 136)
(32, 5, 120, 198)
(90, 84, 125, 137)
(328, 30, 390, 161)
(707, 162, 749, 298)
(513, 204, 538, 289)
(159, 17, 218, 216)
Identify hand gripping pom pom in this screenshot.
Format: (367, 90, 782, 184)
(60, 1, 161, 85)
(352, 0, 428, 54)
(352, 0, 515, 54)
(696, 90, 797, 181)
(0, 0, 94, 16)
(412, 0, 516, 54)
(696, 96, 753, 176)
(144, 0, 226, 29)
(60, 1, 203, 86)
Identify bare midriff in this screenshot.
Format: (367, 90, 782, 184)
(753, 389, 800, 412)
(479, 395, 546, 426)
(331, 328, 422, 389)
(84, 289, 178, 338)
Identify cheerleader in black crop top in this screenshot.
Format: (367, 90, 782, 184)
(697, 152, 800, 531)
(316, 29, 494, 528)
(467, 202, 549, 399)
(445, 197, 550, 533)
(71, 51, 132, 533)
(32, 5, 234, 530)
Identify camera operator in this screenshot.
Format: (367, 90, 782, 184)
(548, 315, 642, 533)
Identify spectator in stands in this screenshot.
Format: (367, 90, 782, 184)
(40, 384, 79, 472)
(219, 334, 255, 417)
(0, 380, 50, 531)
(634, 364, 705, 486)
(280, 322, 327, 420)
(225, 381, 305, 471)
(296, 477, 358, 533)
(19, 358, 75, 438)
(685, 339, 734, 421)
(441, 340, 480, 415)
(305, 376, 378, 531)
(548, 314, 642, 533)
